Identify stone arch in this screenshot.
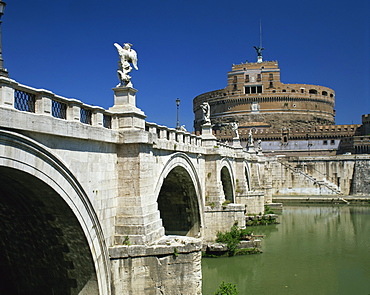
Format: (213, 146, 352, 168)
(0, 130, 110, 295)
(155, 153, 202, 237)
(244, 161, 252, 191)
(220, 158, 235, 203)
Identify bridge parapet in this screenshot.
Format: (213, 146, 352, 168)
(145, 122, 203, 148)
(0, 77, 114, 129)
(145, 121, 246, 157)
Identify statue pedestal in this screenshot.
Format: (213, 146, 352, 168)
(201, 123, 217, 147)
(109, 86, 146, 130)
(232, 138, 243, 149)
(247, 146, 256, 154)
(110, 86, 142, 112)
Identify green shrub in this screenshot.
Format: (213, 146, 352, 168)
(123, 235, 130, 246)
(215, 221, 252, 256)
(264, 205, 275, 214)
(214, 281, 238, 295)
(222, 200, 231, 206)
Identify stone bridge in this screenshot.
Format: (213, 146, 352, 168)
(0, 77, 266, 294)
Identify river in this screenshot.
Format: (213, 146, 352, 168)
(202, 204, 370, 295)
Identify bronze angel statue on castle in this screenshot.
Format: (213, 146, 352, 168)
(114, 42, 138, 87)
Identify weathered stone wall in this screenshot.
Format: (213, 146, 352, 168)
(109, 238, 202, 295)
(236, 193, 265, 214)
(203, 204, 246, 241)
(351, 158, 370, 195)
(262, 155, 370, 196)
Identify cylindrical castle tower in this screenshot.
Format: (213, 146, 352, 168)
(193, 59, 335, 132)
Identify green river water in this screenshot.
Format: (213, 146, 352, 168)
(202, 205, 370, 295)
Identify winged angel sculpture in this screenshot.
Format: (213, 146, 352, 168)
(114, 42, 138, 87)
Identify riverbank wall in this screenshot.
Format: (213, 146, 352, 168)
(272, 195, 370, 204)
(351, 157, 370, 195)
(260, 155, 370, 197)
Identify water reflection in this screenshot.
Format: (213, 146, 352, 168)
(202, 205, 370, 295)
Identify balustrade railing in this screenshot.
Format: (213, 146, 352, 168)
(80, 107, 92, 125)
(145, 122, 202, 148)
(51, 99, 67, 119)
(1, 78, 249, 152)
(103, 114, 112, 129)
(14, 89, 36, 113)
(0, 78, 113, 129)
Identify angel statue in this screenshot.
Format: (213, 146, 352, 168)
(201, 102, 211, 124)
(114, 42, 138, 87)
(247, 129, 254, 147)
(230, 122, 239, 139)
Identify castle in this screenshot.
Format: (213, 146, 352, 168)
(193, 49, 369, 156)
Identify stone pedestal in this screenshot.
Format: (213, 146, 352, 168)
(247, 145, 257, 154)
(109, 86, 146, 130)
(201, 123, 217, 147)
(232, 138, 243, 149)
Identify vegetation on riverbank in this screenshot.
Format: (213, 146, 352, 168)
(203, 221, 262, 257)
(214, 281, 238, 295)
(246, 205, 279, 226)
(215, 221, 251, 256)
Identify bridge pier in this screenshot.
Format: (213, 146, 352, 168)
(109, 237, 202, 295)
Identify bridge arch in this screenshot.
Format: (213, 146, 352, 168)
(220, 158, 235, 203)
(155, 153, 203, 237)
(244, 161, 252, 191)
(0, 130, 110, 295)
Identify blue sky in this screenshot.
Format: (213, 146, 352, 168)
(4, 0, 369, 131)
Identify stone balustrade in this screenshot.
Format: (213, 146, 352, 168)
(145, 121, 244, 154)
(1, 76, 248, 158)
(0, 77, 113, 129)
(145, 122, 202, 148)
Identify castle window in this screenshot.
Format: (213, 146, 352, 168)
(282, 89, 286, 92)
(309, 89, 318, 94)
(245, 86, 262, 94)
(269, 73, 273, 81)
(245, 75, 249, 82)
(233, 76, 237, 83)
(233, 84, 237, 90)
(323, 140, 328, 145)
(291, 89, 296, 93)
(269, 82, 274, 88)
(330, 140, 335, 145)
(322, 91, 328, 96)
(257, 74, 261, 82)
(300, 88, 305, 93)
(330, 93, 334, 98)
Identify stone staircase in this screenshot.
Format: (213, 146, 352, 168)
(278, 160, 342, 195)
